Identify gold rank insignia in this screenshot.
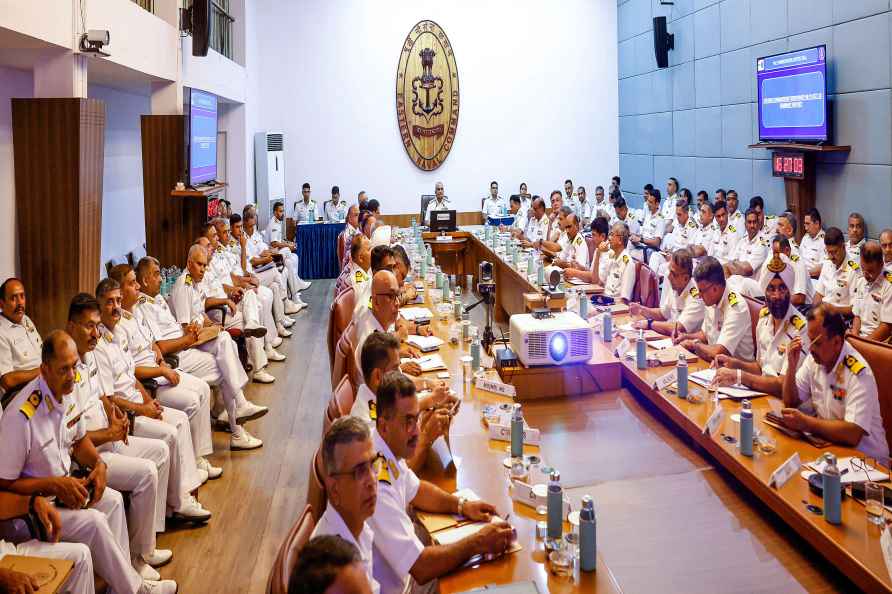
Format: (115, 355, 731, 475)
(848, 260, 860, 270)
(885, 271, 892, 283)
(687, 221, 697, 228)
(185, 274, 193, 286)
(844, 354, 865, 376)
(622, 254, 629, 264)
(728, 225, 737, 233)
(137, 295, 147, 305)
(790, 315, 805, 330)
(368, 400, 377, 421)
(374, 455, 397, 485)
(728, 291, 739, 307)
(74, 370, 82, 383)
(791, 254, 800, 262)
(689, 286, 699, 298)
(122, 310, 132, 319)
(103, 333, 113, 343)
(19, 390, 42, 420)
(574, 235, 583, 246)
(760, 307, 770, 318)
(355, 271, 364, 283)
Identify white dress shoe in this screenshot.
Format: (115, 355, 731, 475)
(271, 335, 284, 348)
(140, 580, 178, 594)
(281, 316, 295, 328)
(196, 468, 209, 485)
(284, 300, 304, 315)
(236, 402, 269, 421)
(173, 495, 212, 522)
(197, 457, 223, 479)
(135, 560, 160, 581)
(266, 347, 287, 362)
(143, 549, 173, 568)
(231, 427, 263, 450)
(297, 280, 311, 290)
(253, 370, 276, 384)
(215, 410, 230, 428)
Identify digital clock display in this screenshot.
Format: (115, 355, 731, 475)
(772, 152, 805, 179)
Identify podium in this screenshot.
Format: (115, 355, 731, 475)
(749, 143, 850, 241)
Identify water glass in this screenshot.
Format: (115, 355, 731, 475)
(466, 274, 474, 291)
(866, 482, 885, 525)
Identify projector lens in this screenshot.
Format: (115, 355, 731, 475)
(549, 332, 567, 362)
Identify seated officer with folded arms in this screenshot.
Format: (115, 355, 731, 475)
(313, 417, 381, 594)
(551, 213, 589, 271)
(781, 304, 889, 459)
(593, 222, 635, 304)
(678, 256, 755, 362)
(851, 240, 892, 342)
(563, 216, 610, 286)
(0, 330, 176, 594)
(813, 226, 860, 316)
(289, 535, 373, 594)
(630, 249, 705, 337)
(94, 279, 211, 523)
(711, 254, 808, 397)
(723, 208, 769, 280)
(66, 294, 174, 579)
(0, 490, 95, 594)
(109, 264, 220, 481)
(369, 372, 514, 594)
(353, 333, 454, 472)
(0, 278, 43, 396)
(134, 256, 264, 450)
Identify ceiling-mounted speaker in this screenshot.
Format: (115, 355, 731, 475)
(653, 16, 674, 69)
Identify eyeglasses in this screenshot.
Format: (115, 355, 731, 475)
(374, 292, 400, 301)
(329, 453, 384, 482)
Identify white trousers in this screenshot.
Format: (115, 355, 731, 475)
(58, 488, 142, 594)
(177, 334, 248, 432)
(208, 293, 268, 371)
(156, 369, 212, 457)
(133, 407, 201, 512)
(257, 267, 290, 306)
(10, 540, 94, 594)
(278, 247, 303, 295)
(100, 435, 169, 556)
(255, 285, 279, 340)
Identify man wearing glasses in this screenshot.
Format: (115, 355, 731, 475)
(313, 416, 381, 594)
(630, 249, 704, 338)
(597, 222, 636, 304)
(781, 304, 888, 460)
(368, 372, 514, 594)
(678, 256, 755, 362)
(710, 254, 808, 397)
(354, 271, 401, 369)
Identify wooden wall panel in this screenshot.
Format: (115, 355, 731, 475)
(12, 98, 105, 333)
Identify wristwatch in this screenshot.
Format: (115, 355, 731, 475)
(457, 496, 467, 517)
(647, 319, 654, 330)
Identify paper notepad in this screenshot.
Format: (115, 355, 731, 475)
(417, 488, 479, 533)
(400, 354, 448, 373)
(0, 556, 73, 594)
(803, 456, 890, 484)
(406, 335, 444, 352)
(648, 338, 675, 350)
(400, 307, 434, 321)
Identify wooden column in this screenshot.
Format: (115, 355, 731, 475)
(12, 98, 105, 333)
(783, 155, 816, 243)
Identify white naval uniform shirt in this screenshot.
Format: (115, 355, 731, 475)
(728, 211, 745, 235)
(293, 199, 317, 223)
(794, 343, 889, 460)
(763, 214, 779, 237)
(589, 248, 611, 286)
(846, 238, 866, 263)
(691, 223, 719, 256)
(524, 215, 549, 244)
(852, 271, 892, 337)
(702, 285, 755, 361)
(509, 210, 527, 234)
(733, 234, 769, 273)
(815, 258, 860, 307)
(662, 219, 699, 252)
(368, 429, 423, 594)
(546, 215, 563, 243)
(799, 231, 825, 273)
(482, 196, 507, 218)
(610, 214, 641, 237)
(639, 211, 666, 244)
(575, 200, 595, 223)
(714, 224, 740, 264)
(169, 272, 208, 325)
(353, 304, 393, 370)
(0, 375, 87, 481)
(324, 199, 348, 222)
(603, 248, 636, 302)
(755, 304, 807, 377)
(660, 194, 679, 221)
(560, 233, 589, 268)
(592, 200, 615, 221)
(247, 229, 272, 262)
(0, 314, 42, 379)
(425, 198, 451, 225)
(312, 505, 381, 594)
(348, 262, 371, 296)
(116, 312, 157, 369)
(264, 215, 287, 245)
(93, 324, 141, 404)
(659, 278, 705, 334)
(133, 292, 185, 342)
(72, 352, 120, 454)
(349, 383, 377, 427)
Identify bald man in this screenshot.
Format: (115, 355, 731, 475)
(354, 271, 402, 372)
(880, 229, 892, 272)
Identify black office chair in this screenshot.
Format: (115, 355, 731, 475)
(420, 194, 436, 226)
(127, 244, 147, 268)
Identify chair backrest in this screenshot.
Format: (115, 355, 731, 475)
(742, 294, 761, 350)
(331, 320, 359, 390)
(127, 244, 147, 268)
(306, 449, 327, 523)
(420, 194, 435, 224)
(266, 504, 315, 594)
(336, 231, 346, 273)
(328, 288, 355, 369)
(632, 262, 659, 308)
(323, 375, 355, 434)
(847, 333, 892, 455)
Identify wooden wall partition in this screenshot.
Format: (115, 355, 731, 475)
(12, 98, 106, 333)
(141, 115, 207, 268)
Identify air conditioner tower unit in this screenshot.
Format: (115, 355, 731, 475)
(254, 132, 285, 230)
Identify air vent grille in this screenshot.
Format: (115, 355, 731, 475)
(267, 134, 283, 151)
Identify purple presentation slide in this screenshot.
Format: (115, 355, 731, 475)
(757, 45, 828, 142)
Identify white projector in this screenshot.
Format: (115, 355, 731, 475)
(509, 311, 593, 367)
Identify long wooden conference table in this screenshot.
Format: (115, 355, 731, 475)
(410, 228, 889, 593)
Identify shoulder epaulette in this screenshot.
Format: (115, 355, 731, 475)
(791, 254, 800, 262)
(622, 254, 629, 264)
(574, 235, 583, 246)
(759, 239, 769, 246)
(19, 390, 42, 420)
(848, 260, 860, 270)
(103, 332, 113, 343)
(122, 310, 133, 319)
(844, 354, 865, 376)
(728, 225, 737, 233)
(355, 270, 364, 283)
(368, 400, 377, 421)
(689, 286, 699, 298)
(766, 214, 776, 220)
(137, 295, 148, 306)
(885, 271, 892, 283)
(185, 274, 193, 286)
(728, 291, 739, 307)
(790, 315, 805, 330)
(374, 456, 391, 485)
(760, 306, 770, 318)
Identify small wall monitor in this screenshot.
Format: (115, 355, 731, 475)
(757, 45, 828, 142)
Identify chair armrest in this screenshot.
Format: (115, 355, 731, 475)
(206, 303, 227, 326)
(141, 378, 159, 393)
(163, 355, 179, 369)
